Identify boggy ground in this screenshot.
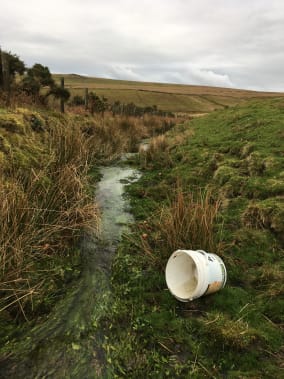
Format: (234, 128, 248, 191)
(104, 98, 284, 378)
(0, 106, 176, 377)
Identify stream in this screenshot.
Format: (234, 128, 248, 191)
(0, 163, 140, 378)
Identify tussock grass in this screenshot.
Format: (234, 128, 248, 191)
(0, 108, 178, 318)
(134, 186, 221, 269)
(139, 134, 173, 168)
(81, 114, 176, 160)
(0, 167, 98, 316)
(47, 121, 91, 168)
(0, 112, 99, 318)
(158, 187, 221, 253)
(86, 116, 141, 158)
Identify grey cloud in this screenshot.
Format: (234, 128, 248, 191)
(0, 0, 284, 91)
(104, 63, 234, 88)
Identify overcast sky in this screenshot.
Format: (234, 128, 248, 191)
(1, 0, 284, 91)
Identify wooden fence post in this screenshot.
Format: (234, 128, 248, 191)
(60, 77, 65, 113)
(85, 88, 89, 110)
(1, 49, 11, 106)
(0, 46, 2, 88)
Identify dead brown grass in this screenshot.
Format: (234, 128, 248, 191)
(51, 74, 284, 114)
(0, 120, 99, 318)
(139, 134, 172, 168)
(0, 109, 178, 317)
(158, 187, 221, 253)
(53, 74, 284, 99)
(137, 186, 222, 267)
(81, 114, 174, 160)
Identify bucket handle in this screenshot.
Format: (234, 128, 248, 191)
(196, 250, 207, 255)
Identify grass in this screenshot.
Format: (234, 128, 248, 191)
(1, 89, 283, 377)
(0, 100, 187, 377)
(0, 106, 182, 321)
(132, 187, 221, 269)
(53, 74, 284, 114)
(157, 188, 221, 254)
(103, 98, 284, 378)
(0, 108, 100, 320)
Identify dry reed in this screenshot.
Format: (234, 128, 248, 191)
(0, 110, 177, 317)
(137, 186, 221, 267)
(0, 120, 99, 318)
(158, 187, 221, 253)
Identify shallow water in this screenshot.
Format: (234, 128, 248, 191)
(96, 166, 140, 245)
(0, 163, 140, 378)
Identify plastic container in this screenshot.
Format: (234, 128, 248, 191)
(165, 249, 227, 302)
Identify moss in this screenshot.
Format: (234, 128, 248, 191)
(0, 151, 7, 168)
(11, 143, 46, 171)
(244, 177, 283, 199)
(266, 179, 284, 196)
(202, 312, 264, 349)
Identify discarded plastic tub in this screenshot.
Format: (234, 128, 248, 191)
(165, 250, 227, 302)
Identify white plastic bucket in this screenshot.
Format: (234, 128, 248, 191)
(165, 250, 227, 302)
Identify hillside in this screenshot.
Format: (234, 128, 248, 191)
(103, 98, 284, 378)
(53, 74, 284, 114)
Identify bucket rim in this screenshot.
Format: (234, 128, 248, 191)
(165, 249, 208, 301)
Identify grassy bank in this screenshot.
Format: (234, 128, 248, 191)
(0, 108, 98, 324)
(0, 103, 186, 378)
(104, 98, 284, 378)
(0, 107, 177, 325)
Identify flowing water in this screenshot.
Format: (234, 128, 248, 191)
(0, 164, 140, 379)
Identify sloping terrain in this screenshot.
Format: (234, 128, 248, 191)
(103, 98, 284, 378)
(0, 89, 283, 378)
(53, 74, 284, 113)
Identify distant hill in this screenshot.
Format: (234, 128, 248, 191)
(53, 74, 284, 114)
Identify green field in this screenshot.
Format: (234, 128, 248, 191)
(53, 74, 284, 114)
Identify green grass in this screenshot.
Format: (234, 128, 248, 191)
(104, 98, 284, 378)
